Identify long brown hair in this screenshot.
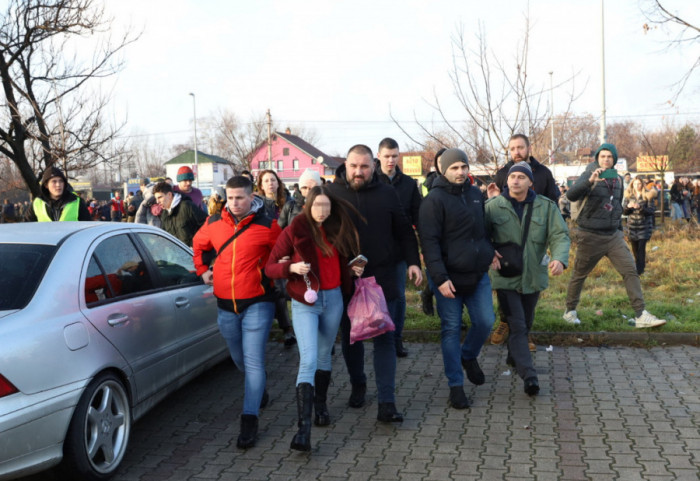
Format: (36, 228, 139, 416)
(303, 185, 361, 258)
(257, 169, 286, 208)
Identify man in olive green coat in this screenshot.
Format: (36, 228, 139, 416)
(153, 181, 207, 247)
(484, 161, 570, 396)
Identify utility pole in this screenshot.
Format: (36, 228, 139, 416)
(549, 71, 555, 164)
(599, 0, 607, 144)
(266, 109, 273, 171)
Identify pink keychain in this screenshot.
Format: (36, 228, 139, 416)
(303, 271, 318, 303)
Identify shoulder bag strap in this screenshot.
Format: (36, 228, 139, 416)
(216, 221, 253, 258)
(521, 202, 534, 246)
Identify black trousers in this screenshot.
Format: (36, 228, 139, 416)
(496, 290, 540, 381)
(629, 239, 648, 275)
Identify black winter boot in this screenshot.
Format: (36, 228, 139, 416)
(314, 370, 332, 426)
(236, 414, 258, 449)
(290, 383, 314, 452)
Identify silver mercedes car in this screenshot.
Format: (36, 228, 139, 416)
(0, 222, 227, 480)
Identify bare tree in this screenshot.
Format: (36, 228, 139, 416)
(0, 0, 138, 197)
(391, 15, 583, 174)
(642, 0, 700, 103)
(638, 124, 676, 222)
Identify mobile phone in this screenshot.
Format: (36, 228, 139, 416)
(600, 169, 619, 179)
(348, 255, 368, 268)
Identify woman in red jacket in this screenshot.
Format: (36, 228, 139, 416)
(266, 185, 363, 452)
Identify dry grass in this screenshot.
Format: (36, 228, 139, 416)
(405, 223, 700, 333)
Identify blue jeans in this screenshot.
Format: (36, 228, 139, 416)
(430, 273, 495, 387)
(394, 261, 407, 341)
(340, 297, 398, 403)
(217, 302, 274, 416)
(291, 288, 343, 385)
(671, 202, 683, 220)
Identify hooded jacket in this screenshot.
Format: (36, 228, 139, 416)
(418, 175, 494, 292)
(566, 144, 624, 235)
(326, 164, 420, 300)
(494, 156, 560, 203)
(26, 167, 91, 222)
(485, 188, 570, 293)
(265, 213, 353, 305)
(160, 193, 207, 247)
(192, 196, 281, 313)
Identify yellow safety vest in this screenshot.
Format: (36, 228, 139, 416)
(33, 196, 80, 222)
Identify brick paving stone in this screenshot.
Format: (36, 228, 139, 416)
(19, 344, 700, 481)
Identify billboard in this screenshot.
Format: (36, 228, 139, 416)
(636, 155, 670, 172)
(401, 156, 423, 177)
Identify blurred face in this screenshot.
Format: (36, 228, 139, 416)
(378, 147, 399, 176)
(508, 137, 530, 163)
(46, 177, 65, 200)
(443, 162, 469, 185)
(299, 178, 319, 198)
(178, 179, 193, 192)
(345, 151, 374, 190)
(261, 173, 279, 198)
(154, 191, 173, 210)
(598, 150, 615, 169)
(226, 187, 254, 219)
(632, 179, 644, 192)
(310, 194, 331, 224)
(507, 172, 533, 200)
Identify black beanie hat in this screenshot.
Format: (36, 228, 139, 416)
(41, 166, 67, 186)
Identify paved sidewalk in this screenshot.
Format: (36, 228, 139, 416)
(28, 343, 700, 480)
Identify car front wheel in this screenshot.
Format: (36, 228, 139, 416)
(61, 372, 131, 480)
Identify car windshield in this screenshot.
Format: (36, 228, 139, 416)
(0, 244, 56, 310)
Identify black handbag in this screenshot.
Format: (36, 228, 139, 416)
(494, 203, 533, 278)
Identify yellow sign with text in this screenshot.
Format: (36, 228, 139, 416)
(636, 155, 670, 172)
(402, 156, 423, 177)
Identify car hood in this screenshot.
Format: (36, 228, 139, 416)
(0, 309, 19, 319)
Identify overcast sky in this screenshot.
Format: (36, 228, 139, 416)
(101, 0, 699, 156)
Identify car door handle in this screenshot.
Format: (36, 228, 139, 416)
(107, 314, 130, 326)
(175, 298, 190, 308)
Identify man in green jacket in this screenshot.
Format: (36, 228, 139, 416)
(485, 161, 570, 396)
(153, 181, 207, 247)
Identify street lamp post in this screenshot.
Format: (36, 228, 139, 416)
(188, 92, 199, 189)
(549, 71, 555, 164)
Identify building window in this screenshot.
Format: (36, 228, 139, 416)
(311, 157, 316, 164)
(293, 159, 299, 171)
(283, 148, 289, 156)
(277, 160, 283, 172)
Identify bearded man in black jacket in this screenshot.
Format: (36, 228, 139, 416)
(328, 144, 422, 424)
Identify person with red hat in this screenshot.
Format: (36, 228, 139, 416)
(173, 165, 205, 212)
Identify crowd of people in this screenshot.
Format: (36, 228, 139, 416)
(8, 135, 695, 454)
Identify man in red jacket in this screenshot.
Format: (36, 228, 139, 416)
(193, 175, 281, 450)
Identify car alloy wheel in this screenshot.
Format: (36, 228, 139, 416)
(61, 372, 131, 480)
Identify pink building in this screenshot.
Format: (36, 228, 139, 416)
(249, 130, 343, 185)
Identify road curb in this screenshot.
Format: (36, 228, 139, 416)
(401, 330, 700, 346)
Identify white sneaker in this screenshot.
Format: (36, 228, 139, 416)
(562, 310, 581, 325)
(635, 310, 666, 329)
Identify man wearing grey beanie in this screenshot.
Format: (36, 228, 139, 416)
(419, 148, 497, 409)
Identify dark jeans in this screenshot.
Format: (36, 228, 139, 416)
(497, 290, 540, 380)
(629, 238, 648, 275)
(340, 298, 398, 403)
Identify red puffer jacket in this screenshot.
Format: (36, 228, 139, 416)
(193, 201, 281, 313)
